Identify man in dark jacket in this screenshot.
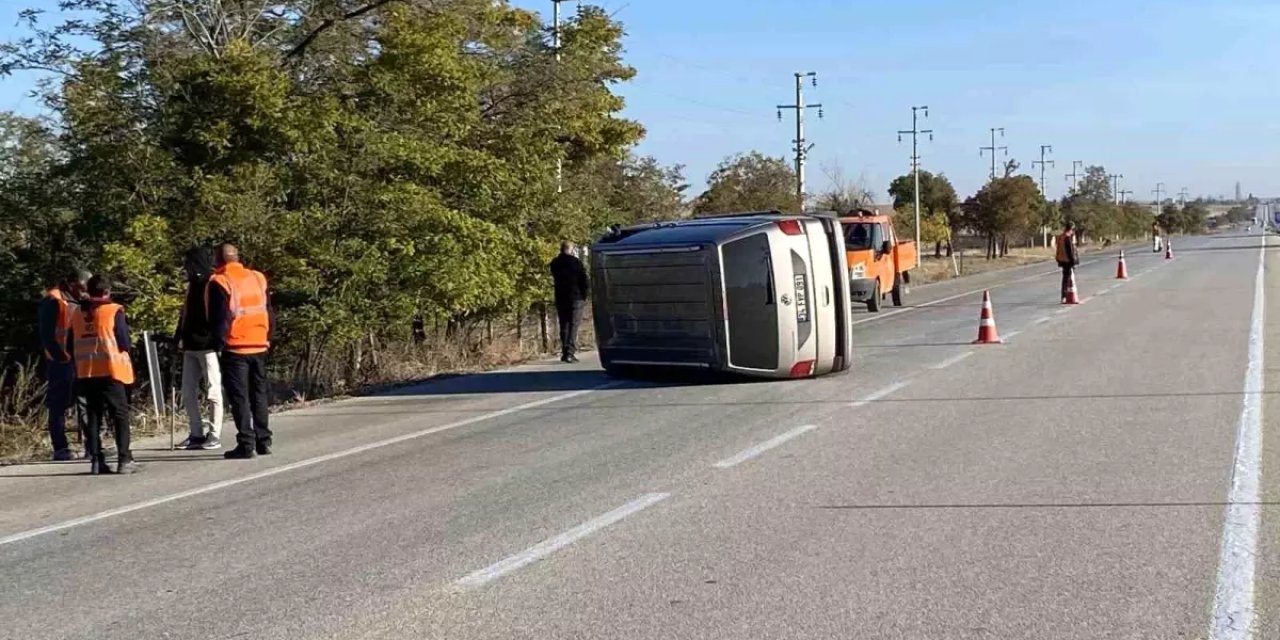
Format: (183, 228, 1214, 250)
(549, 241, 590, 363)
(1056, 222, 1079, 301)
(66, 275, 139, 474)
(175, 246, 224, 450)
(38, 267, 90, 461)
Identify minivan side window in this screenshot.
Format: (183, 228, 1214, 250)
(721, 233, 780, 370)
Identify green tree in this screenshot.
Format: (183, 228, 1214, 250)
(887, 170, 959, 256)
(693, 152, 799, 215)
(960, 175, 1044, 259)
(1061, 165, 1117, 243)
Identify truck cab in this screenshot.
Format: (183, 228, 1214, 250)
(839, 209, 917, 312)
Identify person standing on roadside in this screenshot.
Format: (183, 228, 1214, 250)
(549, 241, 589, 363)
(1056, 222, 1080, 302)
(206, 244, 274, 460)
(38, 267, 90, 461)
(175, 246, 223, 450)
(67, 275, 139, 475)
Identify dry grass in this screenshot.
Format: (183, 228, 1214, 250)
(911, 242, 1125, 286)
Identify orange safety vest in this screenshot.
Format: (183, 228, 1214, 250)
(207, 263, 270, 354)
(69, 303, 135, 384)
(43, 287, 75, 360)
(1055, 230, 1074, 263)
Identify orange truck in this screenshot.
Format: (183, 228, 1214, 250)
(839, 209, 918, 312)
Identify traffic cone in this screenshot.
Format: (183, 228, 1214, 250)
(972, 290, 1002, 344)
(1115, 250, 1129, 280)
(1063, 269, 1081, 305)
(1165, 242, 1173, 260)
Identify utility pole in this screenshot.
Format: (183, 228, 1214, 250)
(1032, 144, 1054, 247)
(1108, 174, 1124, 204)
(1178, 187, 1190, 207)
(777, 72, 822, 209)
(551, 0, 578, 193)
(897, 105, 932, 267)
(978, 127, 1007, 180)
(1118, 189, 1133, 203)
(1153, 182, 1166, 216)
(1065, 161, 1084, 193)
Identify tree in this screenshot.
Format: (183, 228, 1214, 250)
(0, 0, 651, 394)
(693, 151, 799, 215)
(813, 161, 875, 213)
(887, 170, 959, 256)
(1060, 165, 1117, 243)
(960, 175, 1044, 259)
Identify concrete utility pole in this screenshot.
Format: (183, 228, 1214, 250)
(1065, 161, 1084, 193)
(1178, 187, 1190, 207)
(1031, 144, 1054, 247)
(1153, 183, 1166, 216)
(978, 127, 1007, 181)
(777, 72, 822, 208)
(1118, 189, 1133, 203)
(898, 105, 932, 266)
(1109, 174, 1124, 205)
(551, 0, 578, 193)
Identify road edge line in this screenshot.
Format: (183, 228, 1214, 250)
(1208, 234, 1266, 640)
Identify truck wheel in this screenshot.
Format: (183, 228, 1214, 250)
(891, 274, 904, 307)
(867, 279, 882, 312)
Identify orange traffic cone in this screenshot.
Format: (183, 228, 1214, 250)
(1063, 269, 1081, 305)
(973, 290, 1002, 344)
(1115, 250, 1129, 280)
(1165, 242, 1173, 260)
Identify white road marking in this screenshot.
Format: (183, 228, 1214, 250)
(456, 492, 669, 588)
(1208, 236, 1266, 640)
(1002, 330, 1021, 340)
(849, 258, 1107, 327)
(0, 383, 621, 548)
(713, 424, 818, 469)
(851, 381, 910, 407)
(930, 351, 974, 370)
(1033, 316, 1052, 325)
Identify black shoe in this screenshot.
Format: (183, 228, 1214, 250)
(560, 355, 571, 363)
(52, 449, 75, 462)
(89, 456, 114, 475)
(181, 436, 206, 451)
(255, 443, 272, 456)
(567, 354, 580, 363)
(116, 459, 141, 475)
(224, 446, 256, 460)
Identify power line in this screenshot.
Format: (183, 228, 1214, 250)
(978, 127, 1007, 181)
(1178, 187, 1190, 207)
(1153, 182, 1166, 215)
(1108, 173, 1124, 205)
(897, 105, 932, 265)
(1032, 144, 1054, 247)
(776, 72, 822, 208)
(1118, 189, 1133, 203)
(1065, 161, 1084, 194)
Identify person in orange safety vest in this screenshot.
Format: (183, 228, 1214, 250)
(66, 275, 139, 475)
(38, 268, 91, 461)
(206, 243, 275, 460)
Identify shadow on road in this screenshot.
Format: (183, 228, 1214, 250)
(376, 367, 744, 397)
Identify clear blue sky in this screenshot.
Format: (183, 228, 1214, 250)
(4, 0, 1278, 201)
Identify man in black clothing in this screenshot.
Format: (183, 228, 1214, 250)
(549, 241, 590, 363)
(1056, 221, 1079, 301)
(175, 246, 224, 450)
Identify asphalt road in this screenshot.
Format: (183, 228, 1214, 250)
(0, 231, 1274, 639)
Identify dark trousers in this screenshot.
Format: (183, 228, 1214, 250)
(222, 352, 271, 449)
(45, 359, 88, 452)
(79, 377, 130, 462)
(556, 301, 584, 358)
(1059, 263, 1074, 298)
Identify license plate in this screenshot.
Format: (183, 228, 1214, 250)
(793, 274, 809, 323)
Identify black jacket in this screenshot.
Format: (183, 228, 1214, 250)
(176, 247, 216, 351)
(550, 253, 589, 307)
